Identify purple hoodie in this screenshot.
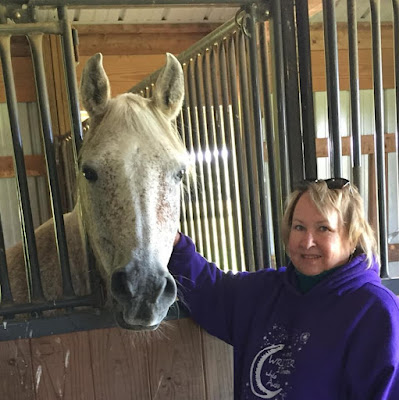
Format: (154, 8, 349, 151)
(168, 234, 399, 400)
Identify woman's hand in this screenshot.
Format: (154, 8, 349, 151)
(173, 232, 181, 246)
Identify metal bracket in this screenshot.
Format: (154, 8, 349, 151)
(0, 4, 39, 24)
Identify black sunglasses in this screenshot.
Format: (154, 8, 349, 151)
(297, 178, 350, 190)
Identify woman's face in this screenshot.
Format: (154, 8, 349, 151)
(287, 192, 353, 276)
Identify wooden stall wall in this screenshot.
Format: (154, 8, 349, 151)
(0, 319, 234, 400)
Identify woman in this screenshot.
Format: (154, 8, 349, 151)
(168, 179, 399, 400)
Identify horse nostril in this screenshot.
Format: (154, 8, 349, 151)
(163, 275, 177, 298)
(111, 270, 132, 303)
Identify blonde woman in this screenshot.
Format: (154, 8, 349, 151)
(168, 179, 399, 400)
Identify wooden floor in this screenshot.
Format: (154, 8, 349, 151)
(0, 318, 233, 400)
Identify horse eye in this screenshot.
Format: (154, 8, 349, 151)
(82, 165, 98, 182)
(175, 169, 186, 181)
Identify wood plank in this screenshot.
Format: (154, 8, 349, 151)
(0, 339, 35, 400)
(146, 318, 206, 400)
(389, 243, 399, 262)
(308, 0, 323, 17)
(10, 24, 221, 57)
(315, 133, 396, 157)
(0, 57, 36, 103)
(88, 327, 151, 399)
(31, 331, 95, 400)
(310, 22, 394, 51)
(311, 48, 394, 91)
(201, 329, 233, 399)
(0, 155, 46, 178)
(74, 23, 221, 35)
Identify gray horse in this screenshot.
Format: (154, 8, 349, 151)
(5, 53, 188, 330)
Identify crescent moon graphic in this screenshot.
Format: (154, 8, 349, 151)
(249, 344, 285, 399)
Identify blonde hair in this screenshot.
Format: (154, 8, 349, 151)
(281, 181, 378, 268)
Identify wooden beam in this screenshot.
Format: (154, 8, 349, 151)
(0, 155, 46, 178)
(308, 0, 323, 18)
(315, 133, 396, 157)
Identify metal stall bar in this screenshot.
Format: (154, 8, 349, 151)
(0, 215, 13, 304)
(246, 6, 271, 268)
(322, 0, 342, 178)
(296, 0, 317, 181)
(237, 31, 263, 270)
(202, 49, 227, 268)
(181, 68, 202, 248)
(280, 0, 304, 186)
(180, 99, 198, 244)
(347, 0, 362, 190)
(393, 0, 399, 204)
(194, 55, 218, 262)
(370, 0, 389, 276)
(0, 35, 45, 302)
(259, 24, 284, 268)
(226, 36, 254, 270)
(57, 7, 83, 154)
(187, 60, 209, 254)
(176, 114, 190, 237)
(269, 0, 290, 202)
(28, 33, 75, 297)
(217, 40, 244, 271)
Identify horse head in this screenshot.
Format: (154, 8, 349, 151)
(79, 53, 187, 330)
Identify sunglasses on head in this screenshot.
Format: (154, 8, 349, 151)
(298, 178, 350, 190)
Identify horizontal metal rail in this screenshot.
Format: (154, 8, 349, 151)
(7, 0, 254, 6)
(0, 22, 62, 35)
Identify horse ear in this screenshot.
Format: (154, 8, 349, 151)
(80, 53, 111, 117)
(153, 53, 184, 120)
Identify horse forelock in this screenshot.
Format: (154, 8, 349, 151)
(80, 92, 186, 162)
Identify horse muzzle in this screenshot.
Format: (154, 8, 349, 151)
(110, 262, 177, 330)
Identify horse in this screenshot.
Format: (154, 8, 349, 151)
(5, 52, 188, 331)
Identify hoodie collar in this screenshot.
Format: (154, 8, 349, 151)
(285, 254, 381, 296)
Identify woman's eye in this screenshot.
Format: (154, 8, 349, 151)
(319, 226, 329, 232)
(82, 165, 98, 182)
(293, 225, 304, 231)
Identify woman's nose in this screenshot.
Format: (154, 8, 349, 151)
(301, 232, 316, 249)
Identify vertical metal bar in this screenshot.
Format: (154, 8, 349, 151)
(194, 54, 218, 262)
(370, 0, 389, 276)
(186, 59, 209, 254)
(57, 6, 83, 156)
(347, 0, 362, 190)
(180, 101, 197, 242)
(227, 36, 254, 270)
(259, 24, 284, 268)
(296, 0, 317, 180)
(280, 0, 304, 186)
(269, 0, 290, 201)
(0, 35, 45, 301)
(237, 30, 263, 270)
(322, 0, 342, 177)
(202, 49, 226, 268)
(176, 114, 189, 236)
(393, 0, 399, 204)
(218, 40, 244, 271)
(0, 214, 13, 303)
(247, 6, 271, 268)
(28, 33, 75, 297)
